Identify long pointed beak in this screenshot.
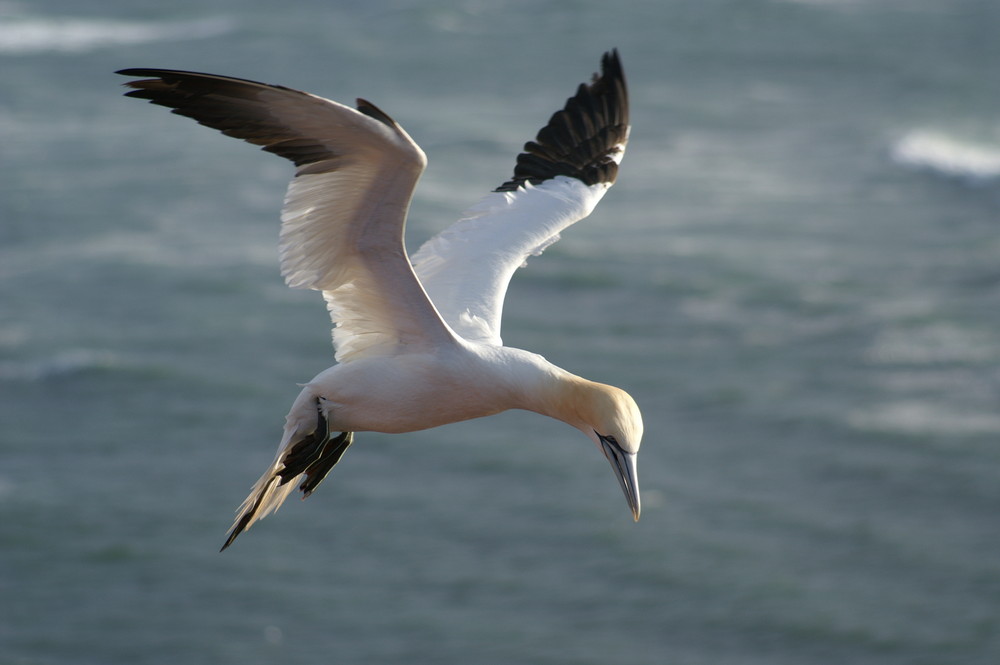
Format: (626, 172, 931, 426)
(600, 436, 641, 521)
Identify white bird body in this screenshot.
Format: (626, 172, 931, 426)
(295, 342, 630, 435)
(119, 51, 642, 550)
(302, 345, 516, 435)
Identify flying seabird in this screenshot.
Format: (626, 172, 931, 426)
(118, 50, 642, 550)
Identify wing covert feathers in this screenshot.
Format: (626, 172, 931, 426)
(119, 68, 453, 363)
(412, 50, 629, 344)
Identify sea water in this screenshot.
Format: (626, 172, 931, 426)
(1, 1, 998, 663)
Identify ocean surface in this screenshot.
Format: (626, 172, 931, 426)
(2, 1, 999, 663)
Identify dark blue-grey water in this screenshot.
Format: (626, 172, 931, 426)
(2, 1, 999, 663)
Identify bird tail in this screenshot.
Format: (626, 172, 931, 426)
(221, 398, 354, 551)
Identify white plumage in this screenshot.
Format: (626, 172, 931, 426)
(119, 50, 642, 550)
(413, 177, 609, 346)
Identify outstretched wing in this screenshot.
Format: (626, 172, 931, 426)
(410, 50, 629, 346)
(119, 69, 454, 362)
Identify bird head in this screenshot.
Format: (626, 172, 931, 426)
(575, 382, 643, 521)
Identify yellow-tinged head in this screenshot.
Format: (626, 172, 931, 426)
(563, 379, 643, 522)
(580, 382, 643, 452)
(507, 350, 644, 522)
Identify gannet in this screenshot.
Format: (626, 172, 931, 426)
(118, 50, 642, 550)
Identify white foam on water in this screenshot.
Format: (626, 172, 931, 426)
(891, 130, 1000, 181)
(0, 14, 234, 54)
(849, 400, 1000, 437)
(0, 349, 121, 381)
(865, 323, 999, 366)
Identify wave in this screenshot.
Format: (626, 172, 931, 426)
(849, 400, 1000, 437)
(891, 130, 1000, 182)
(0, 349, 121, 381)
(0, 15, 234, 55)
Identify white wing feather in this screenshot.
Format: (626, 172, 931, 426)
(411, 50, 629, 346)
(119, 69, 455, 363)
(411, 176, 611, 345)
(274, 105, 457, 363)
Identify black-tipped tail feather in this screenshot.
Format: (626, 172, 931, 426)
(221, 404, 354, 551)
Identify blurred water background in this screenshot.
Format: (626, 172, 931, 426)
(1, 1, 999, 663)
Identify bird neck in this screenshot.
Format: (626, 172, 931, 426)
(506, 351, 595, 432)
